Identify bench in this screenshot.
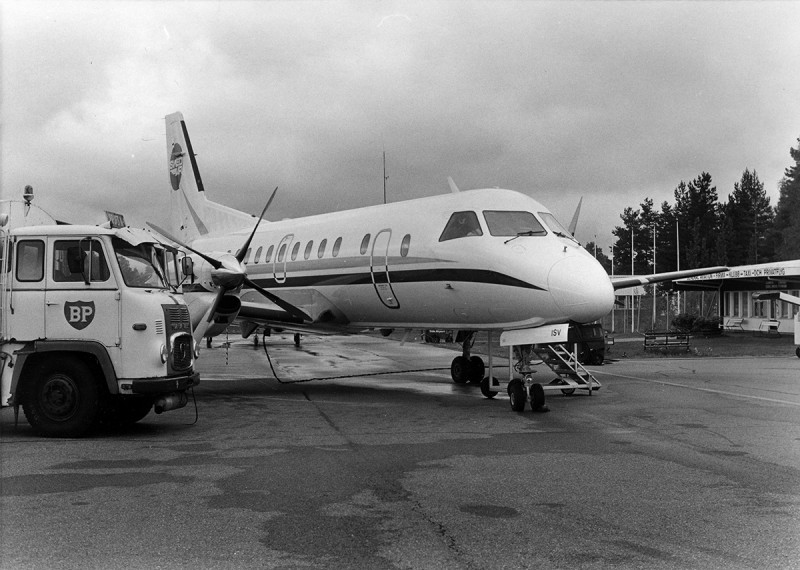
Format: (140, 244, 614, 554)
(724, 318, 745, 331)
(643, 331, 691, 351)
(756, 319, 781, 337)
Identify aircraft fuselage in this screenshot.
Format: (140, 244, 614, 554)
(187, 188, 615, 331)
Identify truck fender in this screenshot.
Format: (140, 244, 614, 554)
(11, 340, 118, 401)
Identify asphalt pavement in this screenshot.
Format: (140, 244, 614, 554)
(1, 333, 799, 569)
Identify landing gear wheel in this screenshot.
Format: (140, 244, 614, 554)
(253, 335, 259, 348)
(450, 356, 472, 384)
(480, 376, 499, 399)
(468, 356, 485, 383)
(796, 347, 800, 359)
(507, 379, 526, 412)
(22, 358, 100, 438)
(529, 383, 546, 411)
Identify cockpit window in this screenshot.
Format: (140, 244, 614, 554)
(538, 212, 576, 240)
(439, 211, 483, 242)
(483, 211, 546, 237)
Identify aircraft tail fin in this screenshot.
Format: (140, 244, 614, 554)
(166, 112, 254, 242)
(568, 197, 583, 236)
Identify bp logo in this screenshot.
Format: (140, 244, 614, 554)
(64, 301, 95, 330)
(169, 143, 183, 190)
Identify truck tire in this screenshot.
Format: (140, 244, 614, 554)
(22, 357, 101, 438)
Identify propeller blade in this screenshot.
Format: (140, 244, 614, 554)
(146, 222, 223, 269)
(193, 287, 227, 345)
(244, 277, 310, 322)
(237, 187, 278, 263)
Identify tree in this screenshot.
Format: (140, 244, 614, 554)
(673, 172, 723, 268)
(584, 241, 612, 273)
(722, 169, 774, 265)
(611, 198, 659, 275)
(772, 138, 800, 260)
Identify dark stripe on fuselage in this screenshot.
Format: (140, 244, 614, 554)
(246, 267, 545, 291)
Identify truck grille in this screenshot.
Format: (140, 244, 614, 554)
(171, 332, 193, 371)
(163, 304, 193, 373)
(163, 304, 191, 332)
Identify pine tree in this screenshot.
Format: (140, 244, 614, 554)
(673, 172, 722, 267)
(723, 169, 774, 265)
(772, 138, 800, 260)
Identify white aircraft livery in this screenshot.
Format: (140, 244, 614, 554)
(156, 111, 726, 392)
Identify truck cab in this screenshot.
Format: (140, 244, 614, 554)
(1, 220, 199, 437)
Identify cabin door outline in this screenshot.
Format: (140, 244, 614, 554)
(272, 234, 293, 284)
(370, 229, 399, 309)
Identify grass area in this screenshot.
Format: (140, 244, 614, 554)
(382, 329, 798, 361)
(605, 331, 797, 359)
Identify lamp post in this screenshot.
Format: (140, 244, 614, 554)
(652, 224, 657, 329)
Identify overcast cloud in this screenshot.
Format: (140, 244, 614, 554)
(2, 1, 799, 250)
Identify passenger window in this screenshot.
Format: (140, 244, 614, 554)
(483, 211, 546, 237)
(360, 234, 371, 255)
(332, 237, 342, 257)
(439, 211, 483, 242)
(16, 240, 44, 282)
(318, 239, 327, 259)
(400, 234, 411, 257)
(304, 241, 314, 260)
(291, 242, 301, 261)
(53, 240, 110, 282)
(243, 247, 252, 264)
(254, 246, 263, 264)
(265, 245, 274, 263)
(277, 244, 287, 263)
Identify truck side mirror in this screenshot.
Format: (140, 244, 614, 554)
(79, 238, 92, 285)
(181, 256, 194, 279)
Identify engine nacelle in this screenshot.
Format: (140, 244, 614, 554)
(187, 293, 242, 338)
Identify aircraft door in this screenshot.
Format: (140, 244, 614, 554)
(370, 229, 399, 309)
(273, 234, 293, 284)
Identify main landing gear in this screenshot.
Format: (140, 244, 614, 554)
(450, 331, 485, 384)
(448, 330, 549, 413)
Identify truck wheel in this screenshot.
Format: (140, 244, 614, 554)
(22, 358, 100, 438)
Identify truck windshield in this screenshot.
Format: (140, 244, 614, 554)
(113, 237, 169, 289)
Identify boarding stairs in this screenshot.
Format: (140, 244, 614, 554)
(530, 343, 601, 395)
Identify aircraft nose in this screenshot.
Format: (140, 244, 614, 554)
(547, 255, 615, 323)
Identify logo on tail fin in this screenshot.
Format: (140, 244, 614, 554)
(170, 143, 183, 191)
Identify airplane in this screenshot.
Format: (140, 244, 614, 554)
(153, 111, 727, 406)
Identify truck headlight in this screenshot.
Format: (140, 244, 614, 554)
(160, 343, 169, 364)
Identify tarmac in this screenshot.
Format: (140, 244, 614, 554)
(1, 332, 799, 569)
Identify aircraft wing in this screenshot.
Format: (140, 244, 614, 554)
(236, 286, 350, 333)
(611, 266, 728, 291)
(238, 299, 306, 325)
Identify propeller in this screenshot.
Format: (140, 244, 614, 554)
(147, 187, 310, 344)
(236, 187, 277, 263)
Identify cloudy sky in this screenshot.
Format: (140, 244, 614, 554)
(2, 1, 799, 251)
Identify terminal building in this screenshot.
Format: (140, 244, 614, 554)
(676, 260, 800, 334)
